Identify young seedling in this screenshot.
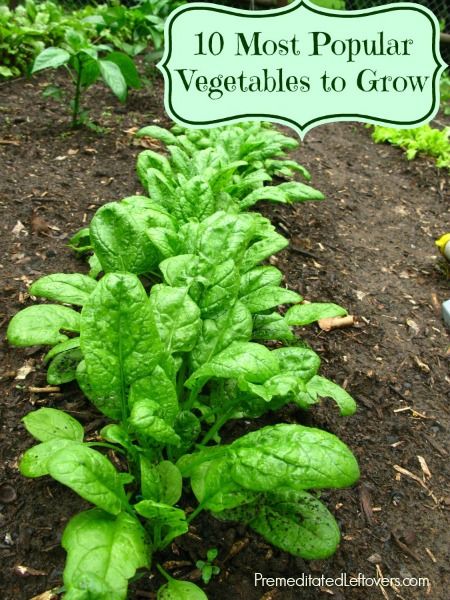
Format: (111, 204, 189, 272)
(196, 549, 220, 584)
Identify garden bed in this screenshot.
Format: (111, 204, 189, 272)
(0, 71, 449, 600)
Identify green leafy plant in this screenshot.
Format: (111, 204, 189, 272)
(8, 120, 359, 599)
(137, 121, 312, 181)
(196, 548, 220, 584)
(0, 0, 183, 80)
(441, 71, 450, 115)
(372, 124, 450, 169)
(311, 0, 346, 9)
(68, 122, 324, 269)
(8, 218, 358, 598)
(32, 28, 141, 127)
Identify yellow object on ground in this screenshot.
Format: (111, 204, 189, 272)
(435, 233, 450, 261)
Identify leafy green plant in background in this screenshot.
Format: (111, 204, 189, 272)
(67, 122, 324, 270)
(32, 28, 141, 127)
(311, 0, 346, 9)
(371, 124, 450, 169)
(0, 0, 184, 80)
(441, 70, 450, 115)
(370, 70, 450, 169)
(7, 118, 360, 598)
(137, 121, 312, 180)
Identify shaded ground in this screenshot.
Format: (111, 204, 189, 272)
(0, 70, 449, 600)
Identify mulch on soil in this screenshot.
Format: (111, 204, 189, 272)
(0, 69, 449, 600)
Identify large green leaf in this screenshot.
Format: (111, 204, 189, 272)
(191, 456, 256, 513)
(136, 150, 173, 183)
(199, 259, 240, 318)
(106, 51, 141, 89)
(90, 201, 161, 275)
(44, 338, 81, 363)
(62, 509, 149, 600)
(190, 301, 252, 370)
(7, 305, 80, 347)
(129, 366, 178, 424)
(240, 286, 301, 314)
(99, 59, 127, 102)
(48, 445, 128, 514)
(241, 181, 324, 208)
(129, 399, 180, 446)
(240, 231, 288, 273)
(221, 490, 341, 560)
(306, 375, 357, 416)
(186, 342, 279, 389)
(230, 424, 360, 491)
(30, 273, 97, 306)
(156, 461, 183, 506)
(239, 266, 282, 295)
(22, 408, 84, 442)
(150, 285, 201, 353)
(252, 313, 295, 342)
(272, 346, 321, 382)
(47, 346, 83, 385)
(32, 47, 70, 73)
(136, 125, 178, 146)
(285, 302, 348, 326)
(80, 273, 161, 419)
(20, 439, 80, 478)
(196, 212, 257, 266)
(178, 177, 216, 222)
(79, 56, 100, 88)
(244, 373, 305, 403)
(140, 459, 183, 505)
(159, 254, 200, 288)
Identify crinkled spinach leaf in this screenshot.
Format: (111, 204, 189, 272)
(30, 273, 97, 306)
(62, 509, 149, 600)
(80, 273, 161, 419)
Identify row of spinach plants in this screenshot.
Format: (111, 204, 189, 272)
(7, 121, 359, 600)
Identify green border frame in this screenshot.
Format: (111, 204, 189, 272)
(159, 0, 447, 136)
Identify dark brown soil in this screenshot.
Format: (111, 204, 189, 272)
(0, 68, 449, 600)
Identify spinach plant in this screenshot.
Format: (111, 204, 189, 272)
(8, 118, 359, 599)
(137, 121, 312, 181)
(68, 121, 324, 262)
(32, 28, 141, 127)
(9, 269, 359, 599)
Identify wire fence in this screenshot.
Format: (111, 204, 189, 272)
(5, 1, 450, 26)
(344, 1, 449, 63)
(347, 0, 449, 27)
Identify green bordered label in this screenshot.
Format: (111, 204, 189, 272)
(158, 0, 447, 137)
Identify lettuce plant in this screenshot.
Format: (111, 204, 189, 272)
(372, 124, 450, 169)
